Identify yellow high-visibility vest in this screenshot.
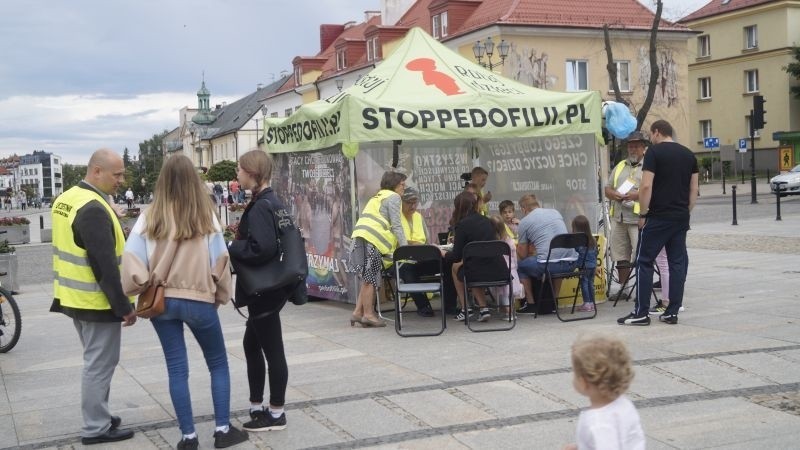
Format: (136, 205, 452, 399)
(610, 161, 641, 217)
(52, 186, 131, 310)
(401, 212, 426, 244)
(351, 190, 399, 265)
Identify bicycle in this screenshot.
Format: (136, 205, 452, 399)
(0, 275, 21, 353)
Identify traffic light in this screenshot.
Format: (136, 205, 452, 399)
(752, 95, 766, 129)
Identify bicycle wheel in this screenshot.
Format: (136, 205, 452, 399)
(0, 289, 21, 353)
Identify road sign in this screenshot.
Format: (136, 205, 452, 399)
(703, 137, 720, 148)
(739, 138, 747, 153)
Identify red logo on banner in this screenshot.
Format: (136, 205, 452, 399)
(405, 58, 464, 96)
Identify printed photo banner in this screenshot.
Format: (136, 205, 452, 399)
(271, 146, 355, 301)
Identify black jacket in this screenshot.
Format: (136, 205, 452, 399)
(446, 211, 506, 283)
(228, 186, 288, 310)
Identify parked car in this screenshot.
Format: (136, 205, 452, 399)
(769, 164, 800, 196)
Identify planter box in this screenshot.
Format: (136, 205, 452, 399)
(0, 224, 30, 244)
(0, 252, 19, 292)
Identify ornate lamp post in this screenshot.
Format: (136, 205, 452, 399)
(335, 78, 344, 91)
(472, 36, 510, 71)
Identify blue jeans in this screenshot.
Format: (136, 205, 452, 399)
(634, 217, 690, 317)
(518, 257, 574, 279)
(579, 269, 595, 304)
(151, 298, 230, 434)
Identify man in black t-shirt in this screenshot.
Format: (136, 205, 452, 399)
(618, 120, 698, 326)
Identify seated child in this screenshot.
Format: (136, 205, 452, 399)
(564, 335, 645, 450)
(571, 215, 598, 312)
(498, 200, 519, 243)
(489, 215, 523, 315)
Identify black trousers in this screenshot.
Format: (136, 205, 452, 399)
(243, 300, 288, 407)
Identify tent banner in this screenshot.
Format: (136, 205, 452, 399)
(272, 146, 356, 301)
(355, 140, 472, 240)
(476, 133, 600, 229)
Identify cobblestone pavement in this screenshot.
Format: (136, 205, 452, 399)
(1, 190, 799, 449)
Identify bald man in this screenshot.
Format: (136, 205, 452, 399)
(50, 149, 136, 445)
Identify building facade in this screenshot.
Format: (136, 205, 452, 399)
(681, 0, 800, 171)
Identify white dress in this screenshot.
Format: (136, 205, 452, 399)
(575, 395, 645, 450)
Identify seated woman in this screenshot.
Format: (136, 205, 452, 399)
(443, 191, 503, 322)
(399, 187, 435, 316)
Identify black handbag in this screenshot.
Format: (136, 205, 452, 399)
(231, 199, 308, 304)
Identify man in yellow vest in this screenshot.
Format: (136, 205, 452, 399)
(50, 149, 136, 445)
(604, 130, 647, 299)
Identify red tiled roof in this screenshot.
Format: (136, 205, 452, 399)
(679, 0, 775, 23)
(454, 0, 689, 36)
(318, 16, 382, 80)
(395, 0, 434, 35)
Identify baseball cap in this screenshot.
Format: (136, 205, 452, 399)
(402, 187, 419, 202)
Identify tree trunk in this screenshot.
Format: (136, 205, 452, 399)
(637, 0, 663, 130)
(603, 25, 627, 105)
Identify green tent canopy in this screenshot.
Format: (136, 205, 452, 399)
(264, 27, 603, 153)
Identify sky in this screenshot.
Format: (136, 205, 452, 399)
(0, 0, 711, 165)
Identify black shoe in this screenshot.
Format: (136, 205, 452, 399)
(617, 312, 650, 326)
(213, 425, 249, 448)
(516, 302, 537, 315)
(416, 305, 434, 317)
(659, 314, 678, 324)
(110, 415, 121, 430)
(81, 428, 134, 445)
(178, 436, 199, 450)
(243, 408, 288, 431)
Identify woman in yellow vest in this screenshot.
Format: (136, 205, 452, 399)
(399, 187, 434, 316)
(349, 171, 408, 327)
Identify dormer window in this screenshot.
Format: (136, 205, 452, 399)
(432, 11, 448, 39)
(367, 36, 379, 62)
(336, 49, 347, 71)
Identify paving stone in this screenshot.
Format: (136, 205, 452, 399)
(454, 380, 568, 417)
(0, 414, 17, 448)
(387, 390, 494, 427)
(315, 398, 424, 439)
(628, 365, 709, 399)
(718, 353, 800, 384)
(651, 358, 774, 391)
(365, 434, 471, 449)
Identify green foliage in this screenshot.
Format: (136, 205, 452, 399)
(132, 130, 168, 196)
(206, 160, 237, 183)
(62, 164, 87, 189)
(123, 147, 131, 168)
(700, 157, 713, 171)
(784, 46, 800, 99)
(723, 161, 732, 176)
(0, 239, 15, 254)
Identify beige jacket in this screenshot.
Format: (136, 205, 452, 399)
(121, 210, 232, 306)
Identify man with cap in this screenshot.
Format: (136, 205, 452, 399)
(399, 187, 435, 316)
(604, 130, 647, 299)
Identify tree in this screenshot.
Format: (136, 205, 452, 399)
(206, 160, 237, 183)
(134, 130, 168, 195)
(122, 147, 131, 168)
(784, 46, 800, 99)
(61, 163, 87, 190)
(604, 0, 663, 130)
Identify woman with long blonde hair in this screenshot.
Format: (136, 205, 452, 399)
(122, 155, 247, 449)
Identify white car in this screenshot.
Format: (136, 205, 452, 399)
(770, 164, 800, 196)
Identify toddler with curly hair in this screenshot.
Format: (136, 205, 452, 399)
(564, 335, 645, 450)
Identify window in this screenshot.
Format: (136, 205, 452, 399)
(285, 108, 293, 117)
(699, 77, 711, 99)
(745, 69, 759, 93)
(366, 36, 379, 61)
(336, 50, 347, 70)
(431, 12, 448, 39)
(700, 120, 712, 140)
(698, 35, 710, 57)
(744, 25, 757, 49)
(608, 61, 630, 91)
(566, 60, 588, 91)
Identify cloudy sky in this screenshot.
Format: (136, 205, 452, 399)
(0, 0, 709, 164)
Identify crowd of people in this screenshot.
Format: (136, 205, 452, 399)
(47, 118, 695, 448)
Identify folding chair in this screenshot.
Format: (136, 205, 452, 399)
(537, 233, 596, 322)
(392, 245, 446, 337)
(462, 241, 515, 332)
(612, 261, 661, 308)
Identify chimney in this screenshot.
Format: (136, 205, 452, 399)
(382, 0, 415, 26)
(257, 83, 264, 90)
(364, 10, 380, 22)
(343, 20, 356, 29)
(320, 24, 345, 52)
(215, 104, 221, 110)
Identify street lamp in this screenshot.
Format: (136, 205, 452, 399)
(472, 36, 510, 71)
(335, 78, 344, 91)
